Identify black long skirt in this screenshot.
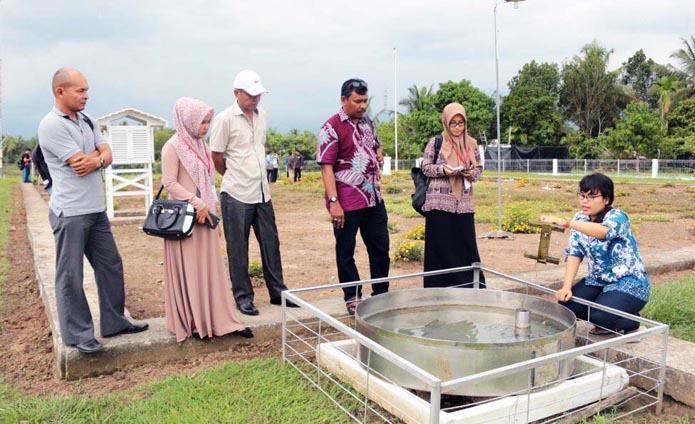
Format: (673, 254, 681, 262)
(423, 210, 486, 288)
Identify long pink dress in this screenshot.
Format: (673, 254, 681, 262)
(161, 141, 246, 342)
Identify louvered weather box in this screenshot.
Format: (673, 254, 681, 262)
(96, 109, 167, 219)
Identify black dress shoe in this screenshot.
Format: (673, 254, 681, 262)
(102, 321, 150, 338)
(232, 327, 254, 338)
(238, 302, 259, 316)
(71, 339, 104, 354)
(270, 298, 299, 308)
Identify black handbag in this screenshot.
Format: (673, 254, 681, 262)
(143, 186, 195, 239)
(411, 135, 443, 216)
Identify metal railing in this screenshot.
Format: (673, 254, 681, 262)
(280, 265, 669, 423)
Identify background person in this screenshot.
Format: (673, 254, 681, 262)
(317, 78, 389, 316)
(293, 150, 304, 182)
(287, 152, 296, 183)
(161, 97, 252, 341)
(421, 103, 485, 288)
(541, 173, 650, 335)
(21, 148, 32, 182)
(210, 69, 297, 316)
(265, 151, 279, 183)
(38, 67, 147, 354)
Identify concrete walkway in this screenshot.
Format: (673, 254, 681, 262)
(21, 184, 695, 407)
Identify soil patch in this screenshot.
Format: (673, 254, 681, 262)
(3, 180, 695, 410)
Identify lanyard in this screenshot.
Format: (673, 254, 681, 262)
(185, 142, 211, 173)
(447, 138, 470, 165)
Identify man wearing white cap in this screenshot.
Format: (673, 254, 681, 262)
(210, 70, 297, 316)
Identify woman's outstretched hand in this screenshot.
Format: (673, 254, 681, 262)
(541, 215, 564, 227)
(555, 287, 573, 302)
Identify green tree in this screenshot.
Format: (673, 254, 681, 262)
(662, 98, 695, 158)
(266, 128, 317, 159)
(1, 135, 37, 165)
(648, 74, 684, 128)
(427, 80, 495, 141)
(560, 41, 620, 138)
(153, 128, 175, 162)
(619, 49, 659, 106)
(561, 131, 606, 159)
(399, 84, 434, 112)
(670, 35, 695, 97)
(597, 102, 664, 158)
(500, 61, 564, 146)
(376, 118, 422, 159)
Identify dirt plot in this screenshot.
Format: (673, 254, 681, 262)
(114, 178, 695, 319)
(2, 178, 695, 414)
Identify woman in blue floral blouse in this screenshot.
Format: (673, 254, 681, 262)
(541, 173, 649, 335)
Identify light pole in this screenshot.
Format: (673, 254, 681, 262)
(482, 0, 525, 239)
(393, 47, 398, 171)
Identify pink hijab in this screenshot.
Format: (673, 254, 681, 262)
(440, 102, 478, 201)
(170, 97, 216, 214)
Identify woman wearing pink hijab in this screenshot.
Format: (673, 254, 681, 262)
(421, 102, 486, 288)
(161, 97, 252, 341)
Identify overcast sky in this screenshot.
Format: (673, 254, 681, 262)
(1, 0, 693, 138)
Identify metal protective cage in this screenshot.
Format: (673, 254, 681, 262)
(280, 265, 668, 424)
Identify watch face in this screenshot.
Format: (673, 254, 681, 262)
(329, 196, 338, 202)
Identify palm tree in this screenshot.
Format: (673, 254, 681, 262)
(670, 35, 695, 99)
(399, 84, 434, 112)
(648, 74, 683, 128)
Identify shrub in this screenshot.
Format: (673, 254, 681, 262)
(249, 260, 264, 286)
(392, 239, 424, 263)
(686, 186, 695, 194)
(490, 205, 539, 234)
(515, 178, 529, 188)
(387, 221, 399, 234)
(385, 186, 402, 194)
(405, 224, 425, 240)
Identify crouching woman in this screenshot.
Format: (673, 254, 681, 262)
(541, 173, 650, 335)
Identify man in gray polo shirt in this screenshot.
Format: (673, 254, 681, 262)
(38, 67, 148, 354)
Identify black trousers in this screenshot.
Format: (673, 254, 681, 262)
(294, 168, 302, 182)
(221, 192, 288, 305)
(424, 210, 486, 288)
(334, 201, 390, 301)
(560, 278, 646, 332)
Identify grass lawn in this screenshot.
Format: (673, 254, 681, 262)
(642, 276, 695, 343)
(0, 358, 359, 423)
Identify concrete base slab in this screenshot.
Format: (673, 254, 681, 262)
(317, 339, 628, 424)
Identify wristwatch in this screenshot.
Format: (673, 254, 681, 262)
(329, 196, 339, 203)
(99, 157, 105, 169)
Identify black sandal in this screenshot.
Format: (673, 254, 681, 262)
(233, 327, 254, 338)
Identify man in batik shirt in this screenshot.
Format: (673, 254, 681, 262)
(316, 78, 389, 316)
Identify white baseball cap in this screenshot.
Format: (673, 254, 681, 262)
(233, 70, 268, 96)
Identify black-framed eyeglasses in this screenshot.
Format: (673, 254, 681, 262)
(577, 192, 603, 201)
(449, 120, 466, 128)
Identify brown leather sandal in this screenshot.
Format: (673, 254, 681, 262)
(589, 326, 612, 335)
(346, 297, 362, 316)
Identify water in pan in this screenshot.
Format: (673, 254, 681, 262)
(366, 305, 567, 343)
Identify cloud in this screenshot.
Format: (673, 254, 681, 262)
(1, 0, 693, 138)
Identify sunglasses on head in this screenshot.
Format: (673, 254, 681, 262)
(347, 80, 368, 89)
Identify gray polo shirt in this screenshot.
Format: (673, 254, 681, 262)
(38, 107, 106, 217)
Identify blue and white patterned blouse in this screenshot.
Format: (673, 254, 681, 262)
(566, 208, 650, 302)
